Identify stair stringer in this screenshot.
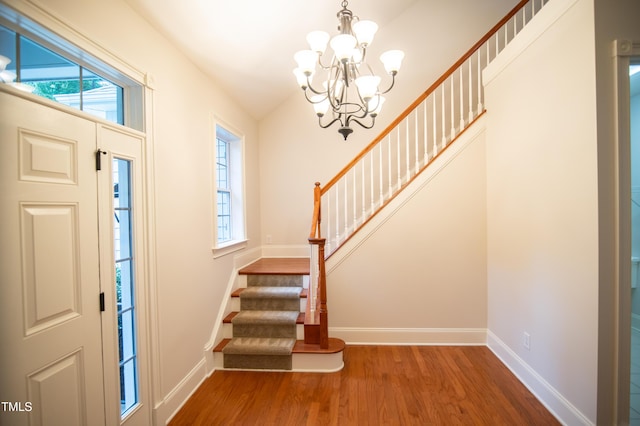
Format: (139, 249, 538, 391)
(203, 247, 261, 376)
(326, 115, 487, 275)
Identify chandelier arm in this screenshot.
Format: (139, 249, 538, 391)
(339, 101, 367, 118)
(360, 46, 368, 64)
(303, 89, 327, 104)
(317, 55, 335, 70)
(361, 61, 375, 76)
(318, 116, 343, 129)
(303, 74, 330, 96)
(348, 116, 376, 130)
(305, 84, 329, 96)
(380, 73, 398, 95)
(325, 65, 347, 113)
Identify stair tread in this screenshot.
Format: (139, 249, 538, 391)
(222, 337, 296, 355)
(239, 286, 302, 300)
(232, 288, 307, 298)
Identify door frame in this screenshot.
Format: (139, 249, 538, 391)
(614, 39, 640, 424)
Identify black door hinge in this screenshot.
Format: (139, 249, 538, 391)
(99, 292, 105, 312)
(96, 149, 106, 171)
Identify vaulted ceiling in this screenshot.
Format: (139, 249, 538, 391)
(124, 0, 419, 119)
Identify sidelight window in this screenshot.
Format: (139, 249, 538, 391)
(113, 158, 139, 416)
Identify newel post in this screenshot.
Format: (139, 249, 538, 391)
(317, 239, 328, 349)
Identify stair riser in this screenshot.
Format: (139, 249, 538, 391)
(224, 354, 292, 370)
(213, 351, 344, 372)
(240, 298, 300, 312)
(232, 323, 296, 339)
(223, 323, 304, 340)
(231, 298, 306, 312)
(247, 275, 304, 288)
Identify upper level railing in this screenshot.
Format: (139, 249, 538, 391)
(307, 0, 549, 348)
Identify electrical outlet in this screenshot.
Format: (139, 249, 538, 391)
(523, 332, 531, 351)
(266, 234, 272, 244)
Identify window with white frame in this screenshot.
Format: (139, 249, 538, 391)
(213, 121, 246, 254)
(0, 7, 143, 131)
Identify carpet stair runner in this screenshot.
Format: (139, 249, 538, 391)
(214, 258, 345, 371)
(222, 272, 304, 370)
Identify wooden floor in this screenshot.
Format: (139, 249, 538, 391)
(169, 345, 559, 425)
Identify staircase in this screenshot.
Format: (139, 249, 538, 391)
(213, 0, 548, 373)
(213, 258, 345, 371)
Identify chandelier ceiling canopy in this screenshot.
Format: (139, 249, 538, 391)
(293, 0, 404, 140)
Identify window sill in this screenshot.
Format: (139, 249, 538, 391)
(212, 239, 248, 259)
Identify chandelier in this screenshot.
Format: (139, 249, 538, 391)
(293, 0, 404, 140)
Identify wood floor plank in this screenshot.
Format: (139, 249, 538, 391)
(169, 345, 560, 425)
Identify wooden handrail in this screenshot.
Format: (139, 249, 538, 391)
(320, 0, 530, 196)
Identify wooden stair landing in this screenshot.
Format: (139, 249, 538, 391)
(239, 257, 310, 275)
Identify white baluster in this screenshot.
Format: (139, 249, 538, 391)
(468, 57, 474, 123)
(459, 66, 465, 132)
(388, 134, 392, 199)
(450, 75, 456, 140)
(397, 127, 401, 189)
(433, 94, 438, 156)
(335, 186, 339, 244)
(344, 178, 348, 238)
(405, 119, 410, 182)
(504, 22, 508, 51)
(441, 85, 447, 147)
(328, 188, 333, 253)
(353, 168, 357, 228)
(379, 142, 383, 205)
(415, 109, 419, 174)
(478, 45, 485, 114)
(423, 101, 428, 164)
(368, 151, 373, 216)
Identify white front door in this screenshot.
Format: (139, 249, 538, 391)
(0, 91, 106, 425)
(0, 90, 150, 426)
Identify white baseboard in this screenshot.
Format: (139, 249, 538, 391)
(486, 331, 593, 426)
(155, 358, 207, 425)
(331, 327, 487, 345)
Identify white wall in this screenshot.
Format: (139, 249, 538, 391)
(6, 0, 261, 423)
(326, 125, 488, 344)
(484, 0, 599, 423)
(258, 0, 519, 247)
